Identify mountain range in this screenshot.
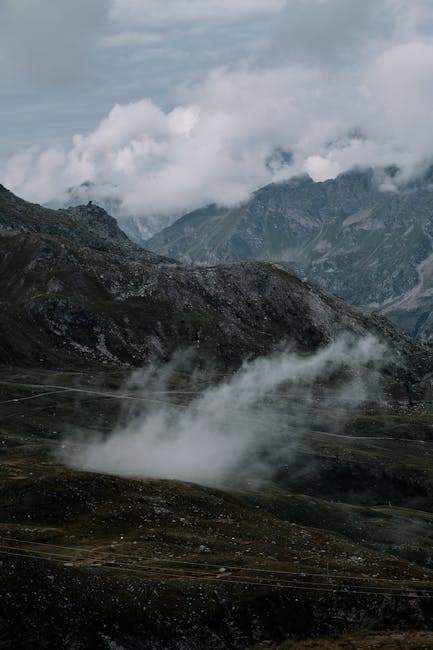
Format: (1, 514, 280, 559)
(4, 183, 433, 646)
(1, 182, 430, 392)
(145, 167, 433, 339)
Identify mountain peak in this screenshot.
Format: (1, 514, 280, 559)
(144, 166, 433, 338)
(0, 185, 162, 262)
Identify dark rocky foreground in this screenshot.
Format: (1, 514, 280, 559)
(2, 369, 433, 648)
(3, 553, 433, 650)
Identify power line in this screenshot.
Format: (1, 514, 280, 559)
(0, 390, 64, 405)
(0, 547, 430, 599)
(1, 535, 432, 587)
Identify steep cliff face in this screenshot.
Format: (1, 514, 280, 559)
(144, 168, 433, 338)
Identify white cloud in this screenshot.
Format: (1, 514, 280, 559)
(2, 1, 433, 234)
(0, 65, 341, 225)
(62, 336, 384, 485)
(305, 156, 341, 182)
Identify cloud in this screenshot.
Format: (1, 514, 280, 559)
(0, 0, 109, 86)
(61, 336, 384, 486)
(109, 0, 286, 26)
(102, 32, 164, 48)
(2, 1, 433, 233)
(305, 156, 342, 182)
(0, 64, 344, 228)
(270, 0, 394, 66)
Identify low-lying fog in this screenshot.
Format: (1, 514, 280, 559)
(60, 336, 385, 486)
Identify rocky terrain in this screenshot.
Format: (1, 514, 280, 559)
(3, 367, 433, 648)
(144, 167, 433, 339)
(3, 185, 433, 647)
(269, 631, 433, 648)
(2, 183, 431, 384)
(0, 183, 163, 262)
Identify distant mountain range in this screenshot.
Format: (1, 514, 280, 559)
(144, 167, 433, 339)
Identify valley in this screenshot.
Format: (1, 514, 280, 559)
(3, 367, 433, 647)
(2, 186, 433, 647)
(4, 2, 433, 646)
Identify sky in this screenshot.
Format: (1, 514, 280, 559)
(1, 0, 433, 231)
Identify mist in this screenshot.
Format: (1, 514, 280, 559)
(61, 336, 385, 486)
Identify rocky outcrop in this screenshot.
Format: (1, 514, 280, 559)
(0, 184, 161, 262)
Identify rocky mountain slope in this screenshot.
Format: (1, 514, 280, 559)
(3, 363, 433, 647)
(0, 184, 162, 262)
(145, 168, 433, 339)
(62, 180, 166, 243)
(1, 185, 432, 393)
(4, 186, 433, 647)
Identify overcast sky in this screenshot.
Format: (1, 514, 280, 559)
(1, 0, 433, 229)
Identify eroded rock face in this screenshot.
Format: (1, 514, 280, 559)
(144, 167, 433, 339)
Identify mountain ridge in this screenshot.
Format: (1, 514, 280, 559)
(3, 185, 433, 647)
(0, 183, 163, 263)
(0, 184, 429, 395)
(144, 167, 433, 338)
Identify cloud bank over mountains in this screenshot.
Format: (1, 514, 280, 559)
(2, 1, 433, 230)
